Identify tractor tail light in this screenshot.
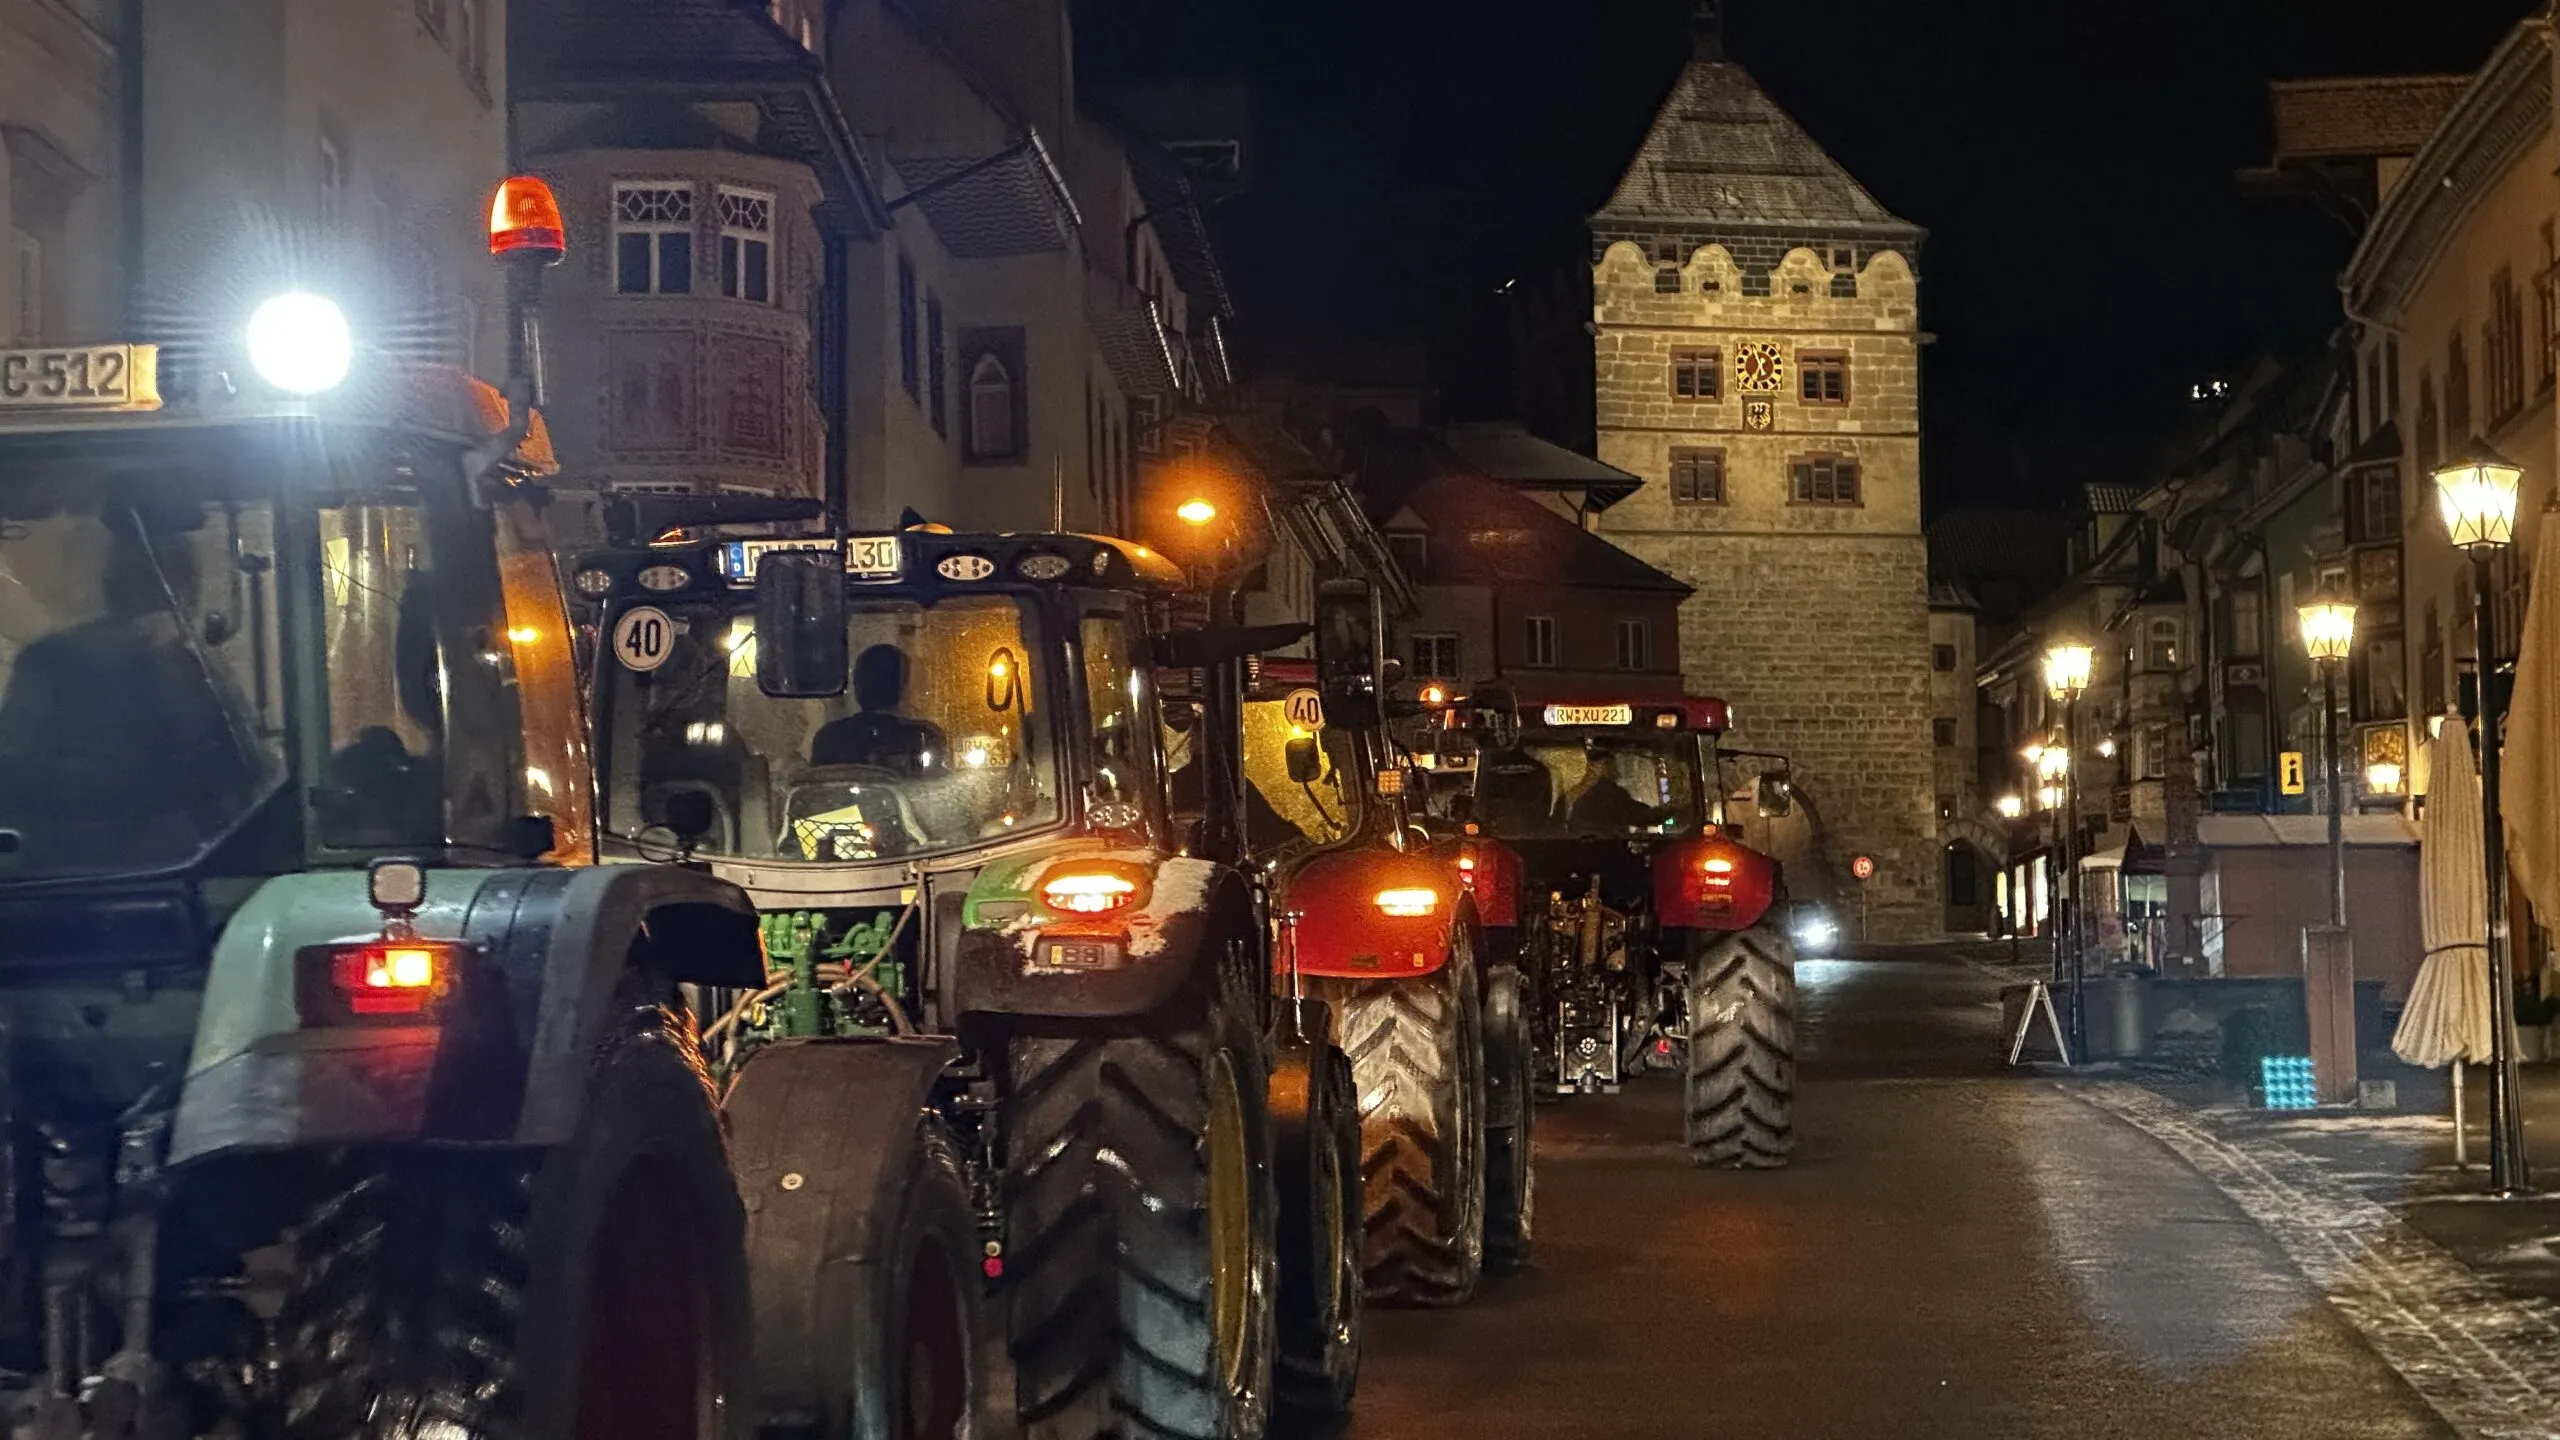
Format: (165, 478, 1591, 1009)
(1042, 870, 1142, 915)
(298, 941, 466, 1024)
(1375, 887, 1439, 917)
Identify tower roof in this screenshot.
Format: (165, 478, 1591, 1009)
(1597, 58, 1917, 236)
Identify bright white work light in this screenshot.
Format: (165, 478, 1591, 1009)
(246, 292, 352, 395)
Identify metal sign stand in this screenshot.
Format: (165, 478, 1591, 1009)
(2007, 979, 2072, 1067)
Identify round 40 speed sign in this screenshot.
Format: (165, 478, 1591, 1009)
(613, 605, 676, 673)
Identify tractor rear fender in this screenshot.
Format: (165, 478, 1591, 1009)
(949, 854, 1259, 1022)
(169, 863, 764, 1165)
(723, 1035, 963, 1429)
(1282, 847, 1464, 980)
(1652, 833, 1777, 932)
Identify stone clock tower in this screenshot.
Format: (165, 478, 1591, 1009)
(1588, 6, 1940, 939)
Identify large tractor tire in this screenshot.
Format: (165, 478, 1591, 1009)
(1683, 926, 1798, 1169)
(1003, 948, 1278, 1440)
(1272, 1033, 1362, 1419)
(1317, 940, 1487, 1307)
(274, 983, 750, 1440)
(1481, 964, 1535, 1270)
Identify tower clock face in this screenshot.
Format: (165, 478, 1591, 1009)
(1734, 341, 1785, 393)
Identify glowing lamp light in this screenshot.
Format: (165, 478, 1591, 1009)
(2433, 445, 2523, 550)
(2096, 737, 2117, 759)
(2041, 641, 2094, 701)
(2366, 760, 2405, 796)
(1996, 794, 2024, 819)
(1042, 872, 1140, 915)
(1419, 683, 1449, 706)
(2297, 593, 2357, 663)
(1374, 887, 1439, 917)
(1176, 498, 1218, 525)
(245, 292, 352, 395)
(489, 175, 567, 260)
(328, 942, 453, 1016)
(2037, 783, 2066, 811)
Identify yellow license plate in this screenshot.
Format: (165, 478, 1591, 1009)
(1543, 704, 1634, 726)
(0, 345, 161, 412)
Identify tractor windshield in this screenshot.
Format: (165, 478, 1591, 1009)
(601, 592, 1060, 861)
(1476, 726, 1708, 839)
(0, 428, 461, 879)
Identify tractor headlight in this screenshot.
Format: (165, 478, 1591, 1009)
(1796, 914, 1838, 950)
(246, 292, 352, 395)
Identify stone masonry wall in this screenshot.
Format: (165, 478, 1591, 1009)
(1592, 239, 1941, 939)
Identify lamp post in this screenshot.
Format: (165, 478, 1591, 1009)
(2297, 588, 2357, 927)
(2297, 585, 2359, 1105)
(2434, 442, 2533, 1195)
(2043, 641, 2094, 1053)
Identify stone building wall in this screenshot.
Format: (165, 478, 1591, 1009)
(1592, 240, 1940, 938)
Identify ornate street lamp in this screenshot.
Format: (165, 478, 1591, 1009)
(1996, 794, 2025, 819)
(2297, 586, 2356, 928)
(2434, 441, 2531, 1195)
(2044, 641, 2094, 1054)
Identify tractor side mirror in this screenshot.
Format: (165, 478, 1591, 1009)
(756, 550, 847, 698)
(1313, 577, 1383, 727)
(1285, 733, 1323, 784)
(1757, 773, 1794, 818)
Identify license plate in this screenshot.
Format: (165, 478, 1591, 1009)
(721, 535, 902, 582)
(1543, 704, 1633, 726)
(0, 345, 161, 412)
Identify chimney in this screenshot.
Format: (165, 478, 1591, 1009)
(1691, 1, 1723, 61)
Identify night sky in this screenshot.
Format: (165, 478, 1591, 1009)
(1079, 0, 2540, 514)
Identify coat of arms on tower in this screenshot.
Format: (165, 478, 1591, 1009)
(1744, 399, 1774, 431)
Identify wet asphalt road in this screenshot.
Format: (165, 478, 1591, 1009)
(1325, 950, 2453, 1440)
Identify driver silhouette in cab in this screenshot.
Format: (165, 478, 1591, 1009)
(810, 644, 947, 773)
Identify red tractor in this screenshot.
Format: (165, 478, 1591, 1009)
(1176, 580, 1533, 1303)
(1427, 691, 1801, 1169)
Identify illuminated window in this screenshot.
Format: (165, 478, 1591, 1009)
(613, 183, 694, 295)
(2147, 617, 2179, 671)
(716, 187, 773, 303)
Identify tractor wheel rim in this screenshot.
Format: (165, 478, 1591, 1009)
(1206, 1050, 1254, 1399)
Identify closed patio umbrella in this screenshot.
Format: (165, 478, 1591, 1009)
(2505, 516, 2560, 927)
(2395, 713, 2493, 1161)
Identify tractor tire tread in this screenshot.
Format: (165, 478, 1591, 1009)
(1684, 928, 1798, 1170)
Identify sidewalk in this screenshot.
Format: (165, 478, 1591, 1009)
(2133, 1058, 2560, 1312)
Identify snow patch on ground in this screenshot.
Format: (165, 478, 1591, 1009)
(2081, 1081, 2560, 1440)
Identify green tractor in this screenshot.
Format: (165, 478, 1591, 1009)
(576, 523, 1363, 1438)
(0, 178, 766, 1438)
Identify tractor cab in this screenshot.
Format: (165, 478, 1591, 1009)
(0, 320, 587, 893)
(582, 526, 1211, 1039)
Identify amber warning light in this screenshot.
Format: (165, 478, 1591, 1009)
(490, 175, 566, 261)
